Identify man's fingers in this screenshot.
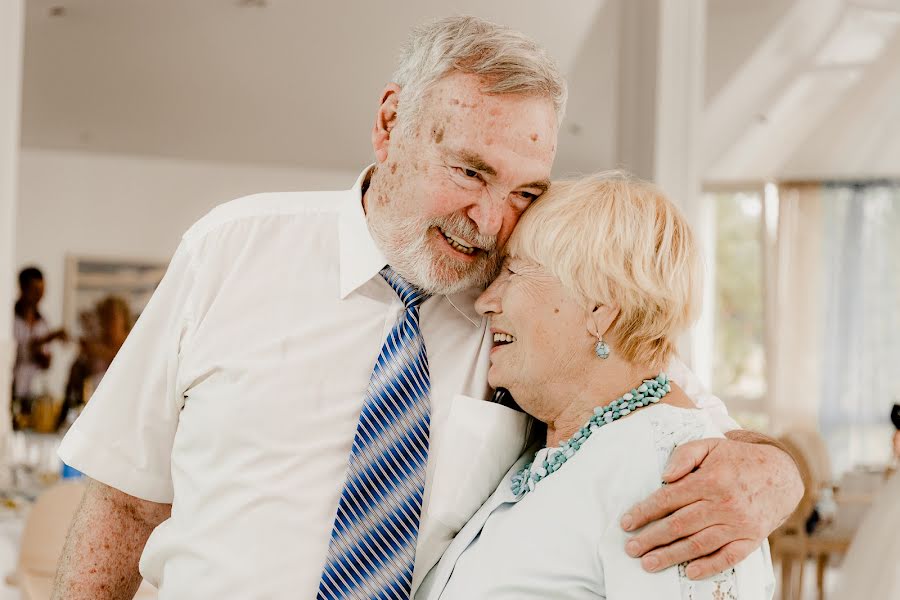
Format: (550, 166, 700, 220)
(683, 539, 759, 580)
(632, 525, 733, 573)
(660, 438, 719, 483)
(620, 473, 706, 532)
(624, 501, 715, 558)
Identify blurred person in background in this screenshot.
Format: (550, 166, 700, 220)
(832, 418, 900, 598)
(61, 296, 133, 429)
(12, 266, 68, 429)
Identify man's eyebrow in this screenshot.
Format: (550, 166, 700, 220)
(451, 150, 498, 177)
(447, 149, 549, 192)
(520, 180, 550, 193)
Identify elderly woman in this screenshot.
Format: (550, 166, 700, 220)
(417, 174, 774, 599)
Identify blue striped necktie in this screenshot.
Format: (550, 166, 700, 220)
(318, 266, 432, 600)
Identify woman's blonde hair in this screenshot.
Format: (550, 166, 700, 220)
(96, 295, 132, 331)
(506, 172, 703, 369)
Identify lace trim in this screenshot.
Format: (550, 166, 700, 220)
(650, 408, 741, 600)
(678, 564, 739, 599)
(649, 407, 709, 474)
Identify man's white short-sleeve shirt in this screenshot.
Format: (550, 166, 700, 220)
(58, 169, 531, 597)
(59, 168, 735, 598)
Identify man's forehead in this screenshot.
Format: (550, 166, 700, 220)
(425, 75, 557, 136)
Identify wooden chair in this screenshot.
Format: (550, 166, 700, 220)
(6, 480, 157, 599)
(783, 429, 833, 491)
(769, 432, 867, 600)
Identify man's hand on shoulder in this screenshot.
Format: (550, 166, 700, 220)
(618, 431, 803, 579)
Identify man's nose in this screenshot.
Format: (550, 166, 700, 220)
(467, 194, 504, 237)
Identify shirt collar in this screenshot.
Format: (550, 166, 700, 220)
(339, 165, 387, 300)
(338, 165, 483, 326)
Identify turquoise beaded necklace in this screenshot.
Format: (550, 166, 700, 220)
(510, 372, 671, 497)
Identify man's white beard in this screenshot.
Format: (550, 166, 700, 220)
(368, 211, 503, 296)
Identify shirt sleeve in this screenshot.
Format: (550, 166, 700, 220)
(58, 237, 199, 503)
(666, 358, 739, 432)
(13, 318, 27, 357)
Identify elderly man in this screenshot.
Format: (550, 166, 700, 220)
(52, 16, 802, 600)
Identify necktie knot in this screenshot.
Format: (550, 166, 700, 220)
(380, 266, 430, 309)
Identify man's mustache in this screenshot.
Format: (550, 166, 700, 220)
(429, 213, 498, 253)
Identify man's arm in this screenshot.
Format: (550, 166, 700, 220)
(52, 479, 171, 600)
(30, 328, 68, 351)
(619, 431, 804, 579)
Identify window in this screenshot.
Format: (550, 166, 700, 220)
(708, 191, 767, 415)
(819, 183, 900, 472)
(708, 183, 900, 472)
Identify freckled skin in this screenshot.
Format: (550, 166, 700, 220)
(52, 480, 171, 600)
(365, 72, 558, 292)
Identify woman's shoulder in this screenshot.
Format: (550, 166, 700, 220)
(641, 404, 723, 472)
(570, 405, 721, 507)
(579, 404, 720, 466)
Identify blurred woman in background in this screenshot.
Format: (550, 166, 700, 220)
(60, 296, 132, 428)
(833, 426, 900, 598)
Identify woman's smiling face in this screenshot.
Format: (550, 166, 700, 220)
(474, 256, 597, 422)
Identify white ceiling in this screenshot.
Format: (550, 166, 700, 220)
(704, 0, 900, 182)
(18, 0, 900, 182)
(20, 0, 611, 174)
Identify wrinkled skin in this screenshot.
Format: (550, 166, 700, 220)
(364, 72, 557, 295)
(622, 432, 803, 578)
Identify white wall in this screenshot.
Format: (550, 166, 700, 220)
(1, 0, 25, 438)
(15, 148, 359, 391)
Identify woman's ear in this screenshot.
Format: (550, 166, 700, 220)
(587, 304, 619, 340)
(372, 83, 402, 164)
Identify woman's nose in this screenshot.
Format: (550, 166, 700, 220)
(475, 278, 503, 316)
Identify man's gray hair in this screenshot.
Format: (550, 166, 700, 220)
(392, 16, 568, 132)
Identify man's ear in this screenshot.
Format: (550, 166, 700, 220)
(372, 83, 402, 164)
(587, 304, 620, 340)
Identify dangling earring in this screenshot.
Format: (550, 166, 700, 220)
(595, 337, 610, 359)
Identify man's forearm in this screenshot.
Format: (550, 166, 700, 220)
(724, 428, 805, 525)
(724, 428, 793, 457)
(52, 480, 170, 600)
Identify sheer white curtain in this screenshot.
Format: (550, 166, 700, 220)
(819, 183, 900, 473)
(765, 184, 824, 433)
(765, 182, 900, 474)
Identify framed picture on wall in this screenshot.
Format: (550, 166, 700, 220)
(63, 255, 168, 338)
